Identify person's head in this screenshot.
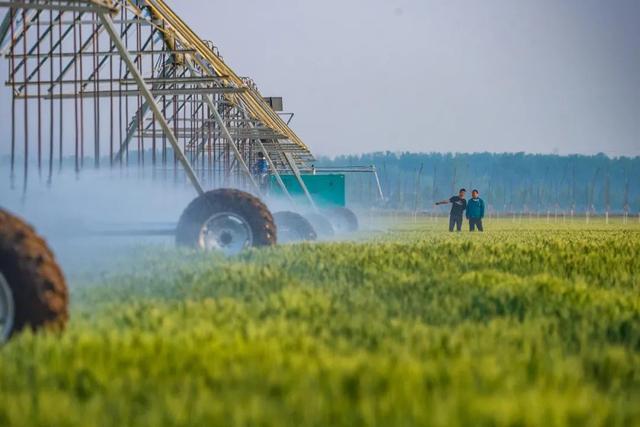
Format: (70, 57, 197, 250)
(472, 189, 479, 199)
(257, 152, 264, 159)
(459, 188, 466, 198)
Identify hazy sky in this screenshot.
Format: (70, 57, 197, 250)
(171, 0, 640, 157)
(0, 1, 637, 158)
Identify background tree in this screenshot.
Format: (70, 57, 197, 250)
(319, 152, 640, 213)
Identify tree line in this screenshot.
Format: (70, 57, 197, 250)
(318, 152, 640, 214)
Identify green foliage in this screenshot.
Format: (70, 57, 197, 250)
(319, 152, 640, 212)
(1, 220, 639, 426)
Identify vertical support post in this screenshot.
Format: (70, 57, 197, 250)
(98, 11, 204, 195)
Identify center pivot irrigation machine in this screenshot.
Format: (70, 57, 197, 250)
(0, 0, 384, 342)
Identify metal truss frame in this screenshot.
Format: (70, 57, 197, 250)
(0, 0, 316, 201)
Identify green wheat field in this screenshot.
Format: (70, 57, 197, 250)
(1, 217, 639, 427)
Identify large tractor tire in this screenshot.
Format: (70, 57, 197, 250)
(326, 207, 359, 233)
(176, 189, 276, 255)
(304, 213, 335, 238)
(0, 209, 68, 342)
(273, 211, 317, 243)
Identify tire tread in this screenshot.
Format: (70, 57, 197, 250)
(0, 209, 68, 335)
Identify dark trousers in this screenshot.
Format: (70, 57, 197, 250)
(469, 218, 484, 232)
(449, 215, 463, 232)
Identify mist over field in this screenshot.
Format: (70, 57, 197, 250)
(0, 165, 367, 275)
(3, 150, 639, 277)
(0, 168, 196, 275)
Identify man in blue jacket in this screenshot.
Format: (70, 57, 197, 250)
(466, 189, 485, 232)
(253, 152, 270, 193)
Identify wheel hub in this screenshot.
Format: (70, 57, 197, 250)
(219, 231, 233, 246)
(198, 212, 254, 255)
(0, 271, 15, 343)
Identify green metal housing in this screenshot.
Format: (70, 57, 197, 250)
(270, 174, 346, 207)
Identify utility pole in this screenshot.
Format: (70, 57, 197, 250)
(604, 171, 610, 224)
(413, 162, 424, 221)
(623, 171, 630, 224)
(587, 168, 601, 222)
(570, 165, 576, 220)
(432, 164, 438, 208)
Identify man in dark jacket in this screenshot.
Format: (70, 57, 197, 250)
(466, 189, 485, 232)
(436, 188, 467, 232)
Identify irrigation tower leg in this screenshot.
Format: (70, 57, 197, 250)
(373, 169, 384, 201)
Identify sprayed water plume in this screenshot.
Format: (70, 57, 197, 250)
(0, 168, 196, 277)
(1, 168, 377, 279)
